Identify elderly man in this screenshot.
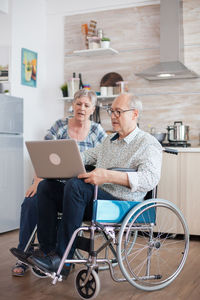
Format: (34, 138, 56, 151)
(27, 93, 163, 277)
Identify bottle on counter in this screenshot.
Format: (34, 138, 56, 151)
(67, 77, 80, 97)
(97, 28, 103, 39)
(79, 73, 84, 89)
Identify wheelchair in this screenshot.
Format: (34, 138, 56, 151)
(23, 149, 189, 299)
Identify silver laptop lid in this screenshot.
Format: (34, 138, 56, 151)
(25, 139, 86, 179)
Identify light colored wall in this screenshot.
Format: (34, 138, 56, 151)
(0, 12, 10, 45)
(63, 0, 200, 145)
(0, 0, 9, 13)
(9, 0, 64, 191)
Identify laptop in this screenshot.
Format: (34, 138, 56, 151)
(25, 139, 86, 179)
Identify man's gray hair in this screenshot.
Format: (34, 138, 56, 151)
(74, 89, 97, 106)
(125, 93, 143, 117)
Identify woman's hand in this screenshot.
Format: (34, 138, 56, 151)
(78, 168, 109, 185)
(25, 176, 43, 197)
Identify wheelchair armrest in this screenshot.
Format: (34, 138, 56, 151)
(93, 168, 137, 202)
(107, 168, 137, 172)
(107, 167, 156, 200)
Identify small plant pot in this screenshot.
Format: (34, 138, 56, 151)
(62, 89, 68, 97)
(100, 40, 110, 49)
(61, 83, 68, 97)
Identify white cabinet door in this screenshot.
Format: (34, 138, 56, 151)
(158, 152, 179, 205)
(157, 152, 180, 233)
(158, 151, 200, 235)
(179, 153, 200, 235)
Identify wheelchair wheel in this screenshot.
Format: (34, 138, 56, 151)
(31, 266, 48, 278)
(75, 268, 100, 300)
(117, 199, 189, 291)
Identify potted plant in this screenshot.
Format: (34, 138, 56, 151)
(4, 89, 10, 95)
(100, 37, 110, 49)
(60, 83, 68, 97)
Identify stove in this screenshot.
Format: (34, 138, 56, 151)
(162, 141, 191, 148)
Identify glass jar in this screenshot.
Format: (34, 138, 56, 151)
(88, 36, 101, 49)
(116, 81, 128, 93)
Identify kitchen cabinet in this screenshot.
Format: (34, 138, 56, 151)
(158, 149, 200, 235)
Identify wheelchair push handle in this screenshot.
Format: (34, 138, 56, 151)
(163, 148, 178, 155)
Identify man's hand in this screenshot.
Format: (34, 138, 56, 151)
(78, 167, 130, 188)
(78, 168, 109, 185)
(25, 176, 43, 197)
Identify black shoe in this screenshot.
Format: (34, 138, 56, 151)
(28, 252, 70, 278)
(10, 248, 32, 264)
(29, 248, 48, 258)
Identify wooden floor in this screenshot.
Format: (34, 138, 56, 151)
(0, 230, 200, 300)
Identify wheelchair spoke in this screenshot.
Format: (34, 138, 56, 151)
(117, 199, 189, 291)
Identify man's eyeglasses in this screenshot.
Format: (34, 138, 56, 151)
(107, 108, 135, 118)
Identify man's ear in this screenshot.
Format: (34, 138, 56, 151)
(132, 109, 139, 120)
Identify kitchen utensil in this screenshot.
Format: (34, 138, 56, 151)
(167, 121, 189, 142)
(151, 133, 166, 143)
(150, 128, 166, 143)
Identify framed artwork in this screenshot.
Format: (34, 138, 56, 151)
(21, 48, 37, 87)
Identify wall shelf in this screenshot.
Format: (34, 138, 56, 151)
(59, 95, 118, 103)
(66, 48, 119, 57)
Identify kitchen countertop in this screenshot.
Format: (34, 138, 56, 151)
(164, 146, 200, 153)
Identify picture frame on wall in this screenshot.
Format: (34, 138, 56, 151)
(21, 48, 37, 88)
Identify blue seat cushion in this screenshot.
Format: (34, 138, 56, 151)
(94, 199, 156, 224)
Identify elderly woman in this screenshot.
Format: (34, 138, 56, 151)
(11, 89, 106, 276)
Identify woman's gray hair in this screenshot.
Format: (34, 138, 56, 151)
(74, 89, 97, 106)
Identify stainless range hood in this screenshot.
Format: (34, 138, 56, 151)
(136, 0, 198, 80)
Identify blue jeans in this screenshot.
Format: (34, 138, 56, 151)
(18, 194, 38, 251)
(36, 178, 118, 258)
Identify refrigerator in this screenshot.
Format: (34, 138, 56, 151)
(0, 94, 24, 233)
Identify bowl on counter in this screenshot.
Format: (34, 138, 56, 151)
(151, 132, 166, 143)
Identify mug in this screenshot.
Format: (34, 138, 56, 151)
(107, 86, 113, 96)
(100, 86, 107, 97)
